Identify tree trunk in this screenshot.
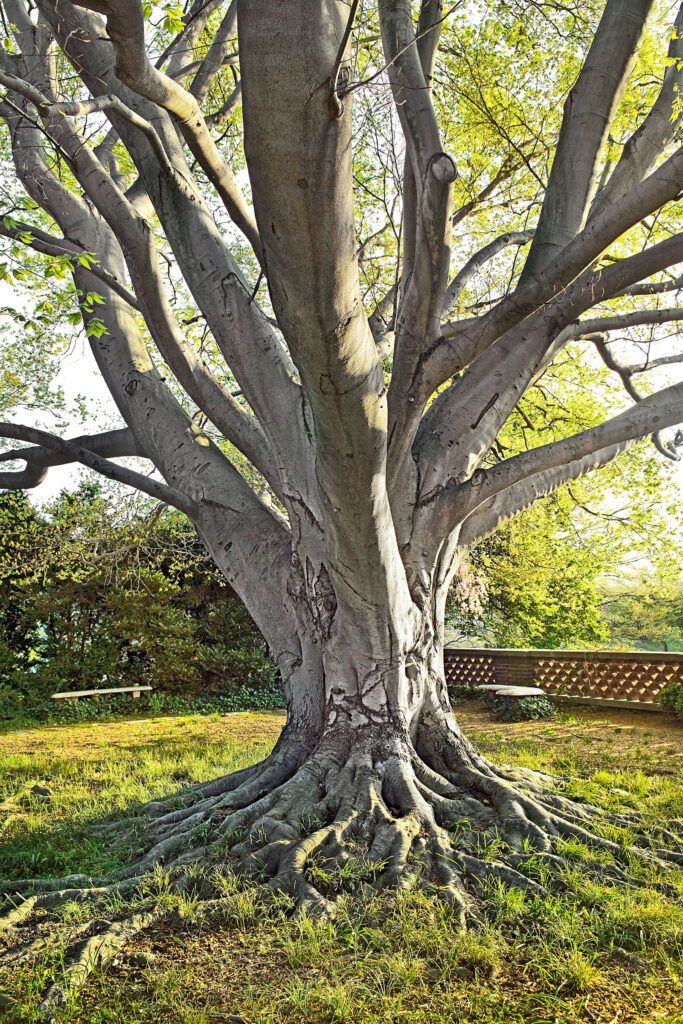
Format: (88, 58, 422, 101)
(2, 0, 683, 1009)
(51, 560, 656, 921)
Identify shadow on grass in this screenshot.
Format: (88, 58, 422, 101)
(0, 717, 280, 884)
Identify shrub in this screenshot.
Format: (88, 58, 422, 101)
(0, 683, 27, 720)
(660, 682, 683, 721)
(493, 694, 556, 723)
(0, 683, 285, 727)
(447, 684, 483, 704)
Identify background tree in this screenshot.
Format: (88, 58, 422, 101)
(0, 0, 682, 1002)
(0, 484, 275, 718)
(447, 360, 683, 648)
(602, 577, 683, 651)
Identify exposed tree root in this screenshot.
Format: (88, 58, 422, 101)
(1, 726, 680, 1020)
(37, 911, 163, 1024)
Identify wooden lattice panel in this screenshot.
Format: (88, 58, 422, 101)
(444, 648, 682, 705)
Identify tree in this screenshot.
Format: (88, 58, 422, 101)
(602, 576, 683, 650)
(0, 484, 274, 710)
(0, 0, 682, 999)
(449, 503, 613, 649)
(447, 420, 683, 649)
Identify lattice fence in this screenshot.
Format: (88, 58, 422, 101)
(443, 648, 682, 706)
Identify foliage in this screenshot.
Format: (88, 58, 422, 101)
(448, 432, 683, 649)
(456, 500, 612, 649)
(660, 682, 683, 721)
(446, 684, 483, 704)
(0, 197, 90, 423)
(0, 484, 277, 711)
(602, 579, 683, 652)
(493, 693, 557, 723)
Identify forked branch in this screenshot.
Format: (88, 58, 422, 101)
(0, 424, 198, 514)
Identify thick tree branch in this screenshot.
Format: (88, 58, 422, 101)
(239, 0, 418, 643)
(413, 235, 683, 530)
(379, 0, 452, 184)
(38, 0, 313, 511)
(616, 273, 683, 297)
(6, 74, 275, 483)
(571, 306, 683, 336)
(47, 91, 179, 180)
(3, 73, 300, 658)
(521, 0, 653, 280)
(0, 426, 139, 486)
(189, 0, 237, 102)
(621, 351, 683, 372)
(0, 423, 199, 515)
(434, 150, 683, 390)
(380, 0, 457, 529)
(73, 0, 261, 257)
(592, 1, 683, 214)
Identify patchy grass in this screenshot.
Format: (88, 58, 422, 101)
(0, 712, 283, 881)
(0, 704, 682, 1023)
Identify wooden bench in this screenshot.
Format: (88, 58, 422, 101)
(51, 686, 152, 702)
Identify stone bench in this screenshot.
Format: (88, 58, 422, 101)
(475, 684, 545, 696)
(51, 686, 152, 701)
(475, 683, 548, 705)
(492, 687, 546, 699)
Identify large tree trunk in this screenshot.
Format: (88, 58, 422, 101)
(38, 551, 655, 922)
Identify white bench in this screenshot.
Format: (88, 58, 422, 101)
(51, 686, 152, 701)
(475, 683, 547, 705)
(492, 686, 545, 699)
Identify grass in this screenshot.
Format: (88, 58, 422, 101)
(0, 703, 682, 1023)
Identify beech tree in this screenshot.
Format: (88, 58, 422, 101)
(1, 0, 683, 1004)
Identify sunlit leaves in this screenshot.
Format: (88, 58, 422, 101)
(84, 317, 109, 339)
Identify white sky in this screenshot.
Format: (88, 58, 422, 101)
(37, 340, 120, 500)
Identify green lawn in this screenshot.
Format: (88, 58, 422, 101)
(0, 705, 682, 1024)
